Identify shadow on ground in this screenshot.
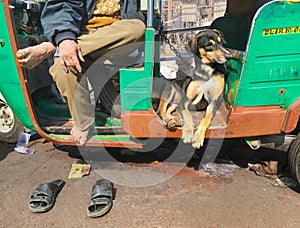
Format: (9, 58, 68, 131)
(54, 138, 288, 171)
(0, 143, 15, 161)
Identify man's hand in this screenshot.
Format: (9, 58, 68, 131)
(58, 39, 85, 73)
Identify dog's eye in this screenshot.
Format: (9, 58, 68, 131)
(209, 40, 216, 46)
(204, 40, 216, 51)
(205, 45, 215, 51)
(205, 44, 215, 51)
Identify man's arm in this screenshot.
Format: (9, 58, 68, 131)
(41, 0, 88, 73)
(41, 0, 88, 46)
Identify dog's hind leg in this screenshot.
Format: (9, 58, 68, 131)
(165, 103, 181, 129)
(157, 89, 179, 129)
(165, 88, 183, 129)
(156, 98, 169, 121)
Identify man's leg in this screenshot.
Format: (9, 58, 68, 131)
(50, 60, 95, 145)
(51, 19, 145, 145)
(79, 19, 146, 117)
(78, 19, 145, 56)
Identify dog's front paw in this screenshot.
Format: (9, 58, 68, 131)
(192, 129, 205, 149)
(182, 125, 194, 144)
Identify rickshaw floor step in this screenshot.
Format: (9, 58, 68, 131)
(43, 126, 126, 135)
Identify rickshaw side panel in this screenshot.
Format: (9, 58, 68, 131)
(0, 1, 34, 130)
(235, 1, 300, 108)
(120, 28, 155, 112)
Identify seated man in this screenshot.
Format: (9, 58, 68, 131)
(17, 0, 146, 145)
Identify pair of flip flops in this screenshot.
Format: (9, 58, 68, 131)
(29, 179, 114, 218)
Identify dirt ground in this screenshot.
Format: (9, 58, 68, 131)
(1, 136, 300, 228)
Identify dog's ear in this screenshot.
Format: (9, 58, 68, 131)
(212, 29, 223, 38)
(212, 29, 227, 44)
(186, 29, 209, 53)
(185, 36, 198, 54)
(194, 29, 210, 39)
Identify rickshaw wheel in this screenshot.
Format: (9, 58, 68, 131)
(288, 133, 300, 185)
(0, 101, 23, 143)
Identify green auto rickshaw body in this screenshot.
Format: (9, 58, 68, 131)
(0, 1, 33, 130)
(0, 0, 299, 147)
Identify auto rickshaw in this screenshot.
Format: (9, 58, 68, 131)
(0, 0, 300, 183)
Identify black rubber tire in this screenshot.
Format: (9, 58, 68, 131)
(0, 102, 24, 144)
(288, 133, 300, 185)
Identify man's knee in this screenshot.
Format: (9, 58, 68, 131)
(123, 19, 146, 41)
(49, 58, 80, 92)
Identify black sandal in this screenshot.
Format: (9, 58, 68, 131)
(29, 179, 65, 213)
(87, 179, 115, 218)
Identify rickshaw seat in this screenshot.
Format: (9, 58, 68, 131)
(210, 16, 251, 51)
(210, 0, 272, 51)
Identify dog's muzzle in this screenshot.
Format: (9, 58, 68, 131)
(219, 45, 233, 59)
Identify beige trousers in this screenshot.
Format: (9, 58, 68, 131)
(49, 19, 146, 130)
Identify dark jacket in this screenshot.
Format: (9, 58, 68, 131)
(41, 0, 145, 46)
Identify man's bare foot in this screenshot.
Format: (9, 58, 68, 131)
(70, 125, 91, 146)
(16, 42, 55, 69)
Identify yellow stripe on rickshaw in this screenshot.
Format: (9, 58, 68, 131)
(263, 26, 300, 36)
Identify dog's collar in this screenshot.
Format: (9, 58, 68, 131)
(213, 64, 227, 75)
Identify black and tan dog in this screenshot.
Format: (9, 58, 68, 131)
(154, 29, 233, 148)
